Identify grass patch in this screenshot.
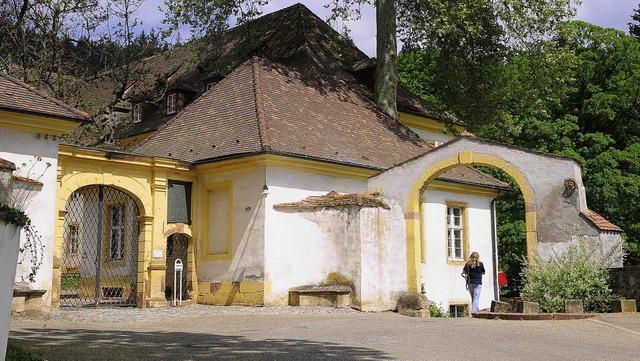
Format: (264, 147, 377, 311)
(6, 343, 44, 361)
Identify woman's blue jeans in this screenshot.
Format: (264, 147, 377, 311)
(469, 284, 482, 313)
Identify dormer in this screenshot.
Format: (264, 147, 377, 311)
(166, 92, 177, 115)
(132, 103, 143, 123)
(164, 88, 196, 116)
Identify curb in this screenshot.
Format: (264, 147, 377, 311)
(472, 311, 598, 320)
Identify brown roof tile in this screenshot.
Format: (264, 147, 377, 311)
(0, 158, 16, 171)
(580, 209, 623, 232)
(436, 167, 509, 190)
(274, 191, 390, 210)
(133, 57, 430, 168)
(0, 72, 90, 121)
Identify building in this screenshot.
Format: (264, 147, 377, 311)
(52, 4, 623, 314)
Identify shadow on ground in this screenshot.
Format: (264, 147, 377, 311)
(10, 327, 393, 360)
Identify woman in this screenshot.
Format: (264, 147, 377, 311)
(463, 252, 485, 313)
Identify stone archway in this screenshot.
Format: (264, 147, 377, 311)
(368, 136, 609, 293)
(54, 172, 153, 308)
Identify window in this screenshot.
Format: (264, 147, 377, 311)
(132, 103, 142, 123)
(447, 206, 464, 260)
(109, 205, 125, 260)
(449, 304, 468, 318)
(166, 93, 176, 114)
(67, 224, 79, 255)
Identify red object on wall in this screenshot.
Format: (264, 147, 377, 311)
(498, 271, 508, 286)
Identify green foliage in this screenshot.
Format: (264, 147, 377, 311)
(428, 301, 447, 317)
(400, 19, 640, 266)
(61, 275, 80, 289)
(0, 204, 30, 228)
(520, 240, 622, 313)
(6, 343, 44, 361)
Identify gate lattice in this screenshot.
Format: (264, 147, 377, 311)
(61, 185, 139, 307)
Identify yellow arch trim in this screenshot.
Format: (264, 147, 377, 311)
(58, 173, 152, 215)
(405, 150, 537, 292)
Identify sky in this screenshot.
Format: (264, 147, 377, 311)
(139, 0, 639, 56)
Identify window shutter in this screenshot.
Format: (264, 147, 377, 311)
(167, 181, 192, 224)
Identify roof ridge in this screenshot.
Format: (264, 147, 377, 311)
(0, 71, 90, 120)
(251, 57, 272, 151)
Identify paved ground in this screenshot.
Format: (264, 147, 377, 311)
(9, 305, 640, 361)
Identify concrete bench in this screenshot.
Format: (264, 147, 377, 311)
(288, 285, 351, 307)
(12, 288, 47, 314)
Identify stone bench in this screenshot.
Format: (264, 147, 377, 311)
(288, 285, 351, 307)
(12, 288, 47, 314)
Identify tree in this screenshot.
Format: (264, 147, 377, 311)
(0, 0, 101, 98)
(629, 2, 640, 39)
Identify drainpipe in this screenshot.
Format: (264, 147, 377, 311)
(491, 191, 502, 302)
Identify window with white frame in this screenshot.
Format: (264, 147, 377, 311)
(109, 205, 125, 260)
(132, 103, 142, 123)
(447, 206, 464, 260)
(166, 93, 176, 114)
(67, 224, 79, 255)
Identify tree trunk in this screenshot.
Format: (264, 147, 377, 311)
(375, 0, 398, 118)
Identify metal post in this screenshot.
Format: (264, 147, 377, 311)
(174, 259, 183, 306)
(95, 185, 104, 306)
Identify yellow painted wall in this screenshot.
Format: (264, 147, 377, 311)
(197, 281, 265, 306)
(56, 145, 195, 308)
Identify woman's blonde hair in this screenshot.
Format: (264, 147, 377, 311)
(466, 252, 480, 268)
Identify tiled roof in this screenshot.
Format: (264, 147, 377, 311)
(436, 166, 509, 190)
(133, 57, 431, 169)
(274, 191, 390, 210)
(580, 209, 623, 232)
(0, 72, 90, 121)
(75, 3, 457, 135)
(0, 158, 16, 171)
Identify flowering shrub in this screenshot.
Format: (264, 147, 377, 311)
(520, 239, 622, 313)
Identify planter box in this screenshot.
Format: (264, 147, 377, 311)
(611, 299, 637, 313)
(564, 299, 584, 314)
(516, 300, 540, 314)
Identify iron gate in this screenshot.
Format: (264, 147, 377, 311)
(61, 185, 139, 307)
(165, 233, 189, 301)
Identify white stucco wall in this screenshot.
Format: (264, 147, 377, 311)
(263, 166, 367, 305)
(197, 167, 267, 282)
(421, 189, 496, 313)
(407, 127, 454, 146)
(358, 205, 407, 311)
(0, 128, 58, 308)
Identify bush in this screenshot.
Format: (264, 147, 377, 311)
(520, 240, 622, 313)
(6, 343, 44, 361)
(428, 301, 447, 317)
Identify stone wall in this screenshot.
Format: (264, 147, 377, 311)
(610, 266, 640, 311)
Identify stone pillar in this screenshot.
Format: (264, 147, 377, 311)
(137, 215, 154, 308)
